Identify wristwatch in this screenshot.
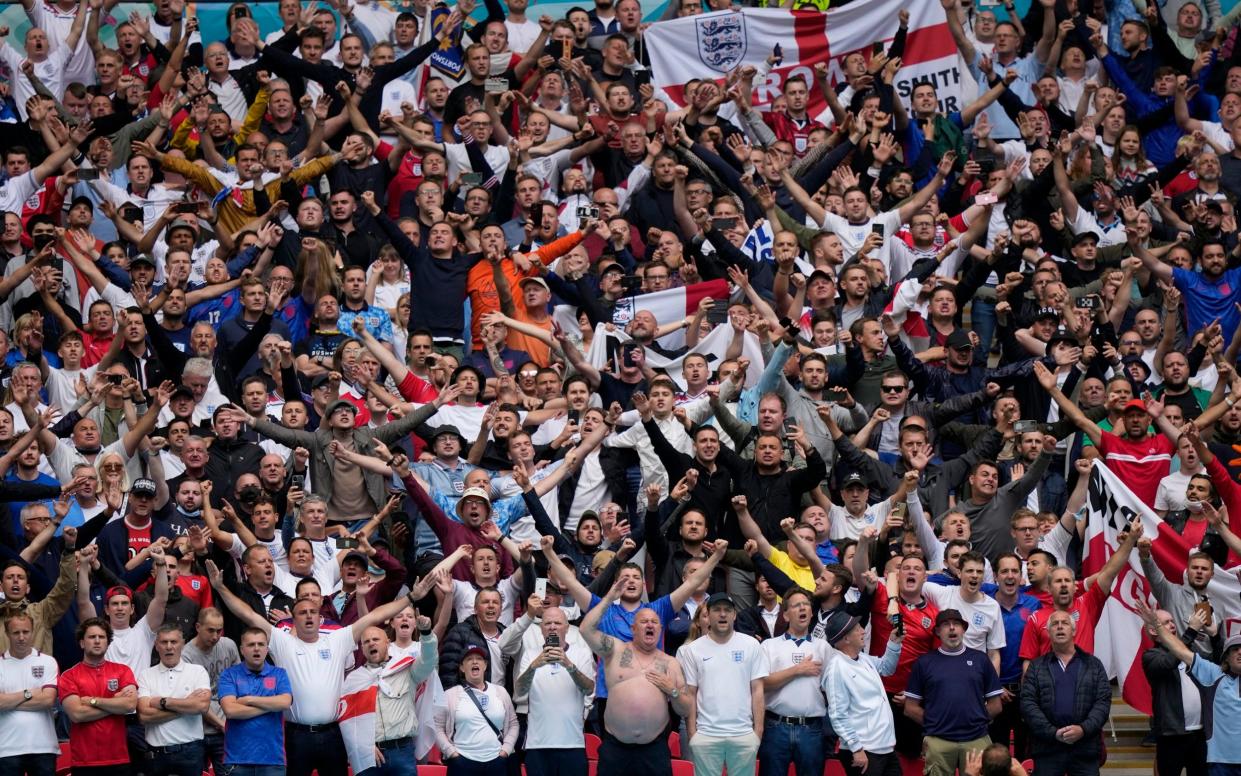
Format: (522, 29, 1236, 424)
(159, 698, 168, 711)
(22, 689, 32, 701)
(89, 697, 98, 707)
(668, 687, 680, 700)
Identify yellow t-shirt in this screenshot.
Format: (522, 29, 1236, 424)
(766, 547, 817, 593)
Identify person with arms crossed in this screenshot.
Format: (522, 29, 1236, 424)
(0, 613, 59, 776)
(218, 627, 294, 776)
(137, 624, 212, 776)
(59, 617, 140, 776)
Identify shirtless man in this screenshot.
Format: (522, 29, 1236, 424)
(580, 578, 693, 776)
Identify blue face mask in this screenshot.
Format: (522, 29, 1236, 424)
(177, 506, 202, 519)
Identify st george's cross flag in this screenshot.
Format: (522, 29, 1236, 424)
(644, 1, 967, 117)
(338, 654, 445, 771)
(1082, 460, 1241, 714)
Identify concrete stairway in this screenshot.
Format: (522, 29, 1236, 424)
(1102, 687, 1154, 776)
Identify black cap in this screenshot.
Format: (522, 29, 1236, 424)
(934, 608, 969, 630)
(808, 268, 835, 285)
(823, 610, 860, 645)
(69, 195, 94, 211)
(1047, 326, 1077, 348)
(706, 592, 737, 609)
(130, 255, 156, 269)
(841, 472, 868, 489)
(310, 373, 334, 390)
(131, 478, 157, 497)
(1034, 306, 1061, 322)
(325, 398, 359, 417)
(1070, 231, 1100, 247)
(945, 330, 972, 350)
(600, 262, 625, 277)
(341, 551, 369, 568)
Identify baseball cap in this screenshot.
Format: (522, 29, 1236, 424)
(341, 551, 369, 569)
(167, 218, 196, 235)
(1121, 399, 1148, 414)
(105, 585, 133, 603)
(69, 195, 94, 211)
(600, 262, 625, 277)
(129, 254, 156, 269)
(1224, 634, 1241, 654)
(170, 385, 195, 401)
(1047, 326, 1077, 348)
(519, 276, 550, 291)
(706, 592, 737, 609)
(808, 268, 835, 285)
(823, 611, 860, 645)
(1034, 306, 1061, 322)
(462, 644, 489, 661)
(1070, 231, 1100, 247)
(310, 373, 334, 390)
(841, 472, 868, 489)
(945, 330, 972, 350)
(935, 609, 969, 630)
(131, 478, 158, 497)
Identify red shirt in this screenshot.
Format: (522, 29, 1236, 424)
(1019, 581, 1109, 660)
(869, 582, 940, 694)
(58, 660, 136, 766)
(79, 330, 115, 368)
(126, 521, 151, 561)
(1096, 431, 1175, 507)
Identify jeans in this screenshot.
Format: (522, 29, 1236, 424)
(203, 733, 227, 776)
(1031, 748, 1101, 776)
(445, 757, 508, 776)
(989, 684, 1027, 760)
(358, 739, 418, 776)
(757, 717, 825, 776)
(838, 750, 903, 776)
(690, 730, 760, 776)
(0, 753, 56, 776)
(147, 740, 205, 776)
(523, 748, 588, 776)
(286, 723, 348, 776)
(1209, 766, 1241, 776)
(971, 295, 997, 356)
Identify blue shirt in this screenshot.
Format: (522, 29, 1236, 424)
(586, 593, 677, 699)
(905, 646, 1004, 741)
(987, 590, 1041, 684)
(6, 475, 60, 538)
(218, 662, 292, 766)
(1191, 655, 1241, 764)
(337, 303, 394, 345)
(1173, 266, 1241, 347)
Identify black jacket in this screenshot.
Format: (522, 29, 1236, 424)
(1021, 648, 1111, 758)
(719, 447, 827, 544)
(439, 615, 505, 689)
(1143, 635, 1204, 737)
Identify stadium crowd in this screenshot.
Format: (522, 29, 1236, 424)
(2, 0, 1241, 775)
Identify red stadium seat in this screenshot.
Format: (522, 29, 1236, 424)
(669, 731, 682, 758)
(418, 766, 448, 776)
(671, 760, 695, 776)
(1021, 760, 1034, 773)
(586, 732, 602, 760)
(426, 746, 442, 764)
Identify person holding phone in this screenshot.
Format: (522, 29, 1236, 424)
(514, 605, 596, 775)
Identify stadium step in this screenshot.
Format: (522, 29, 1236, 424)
(1102, 689, 1153, 775)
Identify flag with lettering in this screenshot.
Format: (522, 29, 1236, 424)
(645, 2, 965, 117)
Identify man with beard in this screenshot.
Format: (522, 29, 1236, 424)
(1136, 236, 1241, 344)
(1154, 350, 1210, 423)
(203, 406, 265, 510)
(1140, 534, 1220, 660)
(579, 578, 692, 776)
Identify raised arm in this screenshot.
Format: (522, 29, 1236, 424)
(668, 539, 728, 610)
(1033, 362, 1102, 445)
(204, 560, 271, 634)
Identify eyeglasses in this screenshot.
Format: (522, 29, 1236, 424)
(881, 385, 906, 393)
(1014, 526, 1039, 533)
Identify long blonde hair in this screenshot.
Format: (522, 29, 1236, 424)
(294, 240, 341, 303)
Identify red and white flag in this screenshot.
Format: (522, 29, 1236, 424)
(645, 2, 965, 116)
(1083, 460, 1241, 714)
(552, 277, 728, 352)
(338, 655, 444, 770)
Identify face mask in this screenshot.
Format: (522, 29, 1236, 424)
(177, 506, 202, 519)
(1187, 500, 1204, 514)
(238, 486, 261, 505)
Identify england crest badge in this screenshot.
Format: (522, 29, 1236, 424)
(696, 13, 748, 73)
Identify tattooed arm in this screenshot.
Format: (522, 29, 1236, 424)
(579, 579, 619, 658)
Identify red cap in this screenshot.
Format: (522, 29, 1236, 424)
(105, 585, 133, 603)
(1121, 399, 1147, 414)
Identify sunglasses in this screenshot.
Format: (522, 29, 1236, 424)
(881, 385, 906, 393)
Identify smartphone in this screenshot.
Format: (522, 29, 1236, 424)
(783, 418, 798, 436)
(484, 77, 508, 94)
(107, 374, 124, 385)
(1075, 296, 1098, 310)
(232, 5, 250, 18)
(576, 205, 600, 219)
(713, 217, 737, 230)
(634, 68, 652, 88)
(871, 223, 885, 236)
(77, 168, 101, 181)
(773, 44, 784, 65)
(707, 304, 730, 326)
(621, 342, 639, 369)
(535, 578, 548, 599)
(567, 409, 581, 424)
(975, 192, 998, 206)
(561, 39, 571, 60)
(291, 474, 305, 490)
(121, 206, 144, 223)
(1013, 419, 1038, 435)
(872, 41, 885, 56)
(173, 202, 198, 214)
(890, 612, 905, 637)
(336, 537, 360, 549)
(460, 172, 484, 187)
(545, 631, 560, 648)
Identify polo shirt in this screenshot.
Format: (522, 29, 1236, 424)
(0, 649, 59, 757)
(58, 660, 137, 766)
(905, 646, 1003, 742)
(519, 631, 596, 750)
(761, 633, 833, 718)
(1172, 266, 1241, 347)
(218, 662, 292, 766)
(586, 593, 676, 699)
(1096, 431, 1174, 506)
(1019, 582, 1109, 660)
(138, 660, 211, 746)
(267, 626, 356, 725)
(989, 591, 1041, 684)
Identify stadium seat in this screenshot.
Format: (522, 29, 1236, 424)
(669, 731, 682, 758)
(426, 746, 442, 764)
(1021, 759, 1034, 773)
(671, 760, 694, 776)
(418, 766, 448, 776)
(586, 732, 602, 759)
